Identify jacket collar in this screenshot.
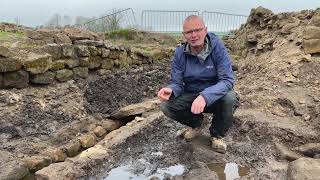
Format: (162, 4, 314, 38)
(183, 34, 213, 61)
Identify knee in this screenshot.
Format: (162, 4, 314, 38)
(221, 91, 237, 106)
(160, 102, 172, 118)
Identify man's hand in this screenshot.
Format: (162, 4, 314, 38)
(191, 95, 206, 114)
(157, 87, 173, 101)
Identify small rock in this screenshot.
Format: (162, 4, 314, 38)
(314, 154, 320, 159)
(43, 148, 66, 163)
(101, 120, 121, 133)
(79, 146, 107, 158)
(93, 126, 107, 137)
(79, 134, 96, 148)
(22, 155, 52, 172)
(63, 140, 81, 157)
(302, 114, 311, 121)
(301, 54, 312, 62)
(134, 117, 144, 122)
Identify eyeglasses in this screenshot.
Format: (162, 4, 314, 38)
(182, 27, 205, 36)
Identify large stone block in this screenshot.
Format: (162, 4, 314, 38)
(53, 33, 72, 44)
(101, 48, 110, 58)
(43, 148, 66, 163)
(73, 39, 104, 47)
(22, 155, 52, 172)
(73, 67, 89, 78)
(76, 45, 90, 57)
(30, 71, 55, 84)
(101, 58, 114, 70)
(303, 39, 320, 54)
(61, 44, 77, 58)
(51, 60, 65, 71)
(108, 50, 121, 59)
(0, 57, 22, 72)
(88, 46, 99, 56)
(304, 26, 320, 40)
(288, 158, 320, 180)
(0, 160, 30, 180)
(3, 70, 29, 88)
(24, 53, 52, 74)
(40, 44, 63, 60)
(62, 140, 81, 157)
(88, 56, 102, 69)
(55, 69, 73, 82)
(64, 27, 94, 41)
(64, 58, 80, 68)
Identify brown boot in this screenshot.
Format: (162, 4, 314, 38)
(176, 127, 201, 141)
(211, 137, 227, 154)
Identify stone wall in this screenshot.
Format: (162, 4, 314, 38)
(0, 27, 173, 89)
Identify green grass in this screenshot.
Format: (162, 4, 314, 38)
(0, 31, 25, 41)
(105, 29, 138, 40)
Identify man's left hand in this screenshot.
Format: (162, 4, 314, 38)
(191, 95, 206, 114)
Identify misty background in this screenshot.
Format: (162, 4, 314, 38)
(0, 0, 319, 28)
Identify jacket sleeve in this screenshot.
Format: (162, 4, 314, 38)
(167, 48, 184, 97)
(200, 41, 234, 106)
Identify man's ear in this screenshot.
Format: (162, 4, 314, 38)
(204, 27, 208, 34)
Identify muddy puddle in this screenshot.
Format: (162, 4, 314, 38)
(104, 162, 185, 180)
(206, 162, 250, 180)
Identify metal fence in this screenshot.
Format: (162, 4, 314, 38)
(141, 10, 248, 35)
(202, 11, 248, 35)
(77, 9, 248, 35)
(141, 10, 199, 33)
(75, 8, 137, 32)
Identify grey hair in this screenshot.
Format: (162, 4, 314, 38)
(183, 15, 205, 26)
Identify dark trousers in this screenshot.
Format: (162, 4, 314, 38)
(160, 90, 239, 138)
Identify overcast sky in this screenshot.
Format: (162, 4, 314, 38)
(0, 0, 319, 27)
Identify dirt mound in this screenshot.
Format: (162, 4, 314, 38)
(223, 7, 320, 129)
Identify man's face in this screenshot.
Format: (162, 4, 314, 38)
(183, 18, 207, 48)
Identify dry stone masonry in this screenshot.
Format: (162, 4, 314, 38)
(0, 27, 173, 89)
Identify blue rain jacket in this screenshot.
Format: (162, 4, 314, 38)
(168, 32, 234, 106)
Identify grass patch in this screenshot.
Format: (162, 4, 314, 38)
(105, 29, 138, 40)
(0, 31, 25, 41)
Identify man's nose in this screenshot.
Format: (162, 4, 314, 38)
(190, 31, 197, 37)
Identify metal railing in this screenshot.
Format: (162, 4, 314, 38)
(141, 10, 200, 33)
(141, 10, 248, 35)
(202, 11, 247, 36)
(77, 9, 248, 35)
(75, 8, 137, 32)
